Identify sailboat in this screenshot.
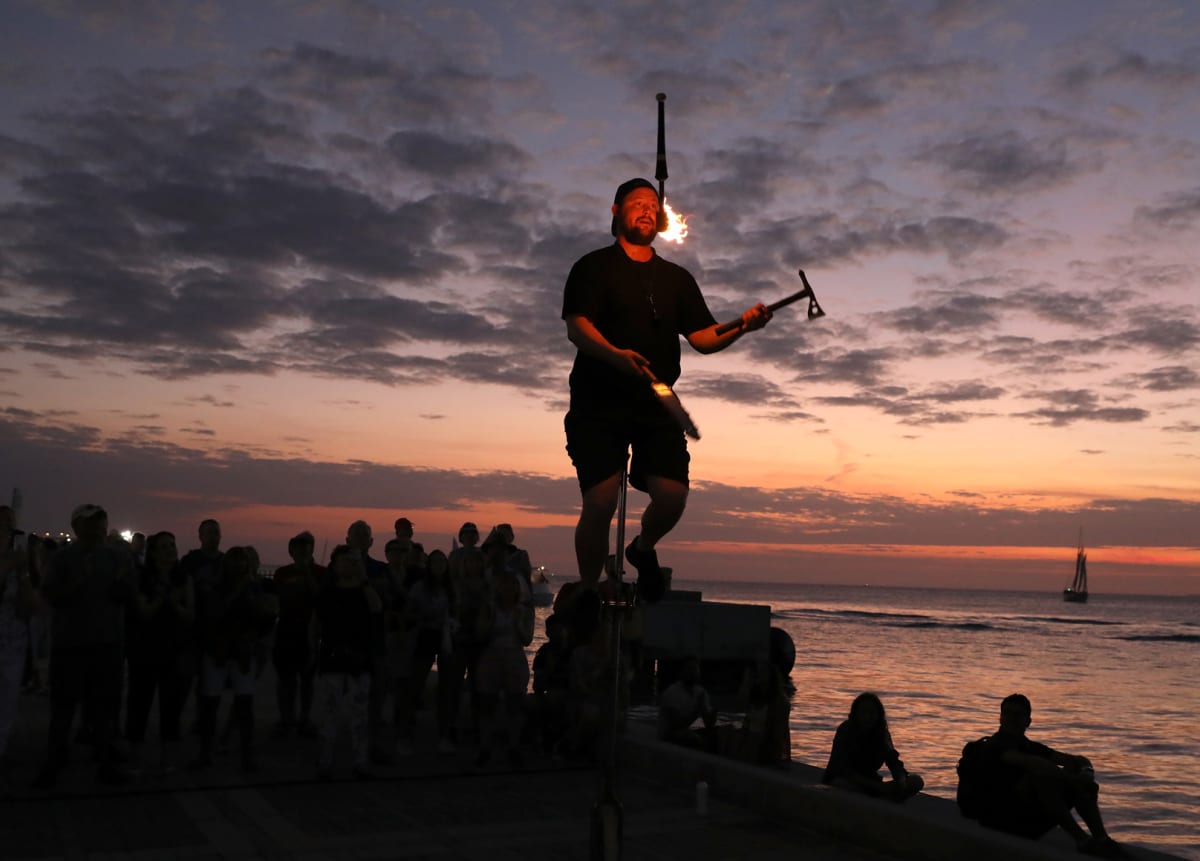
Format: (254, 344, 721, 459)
(1062, 531, 1088, 603)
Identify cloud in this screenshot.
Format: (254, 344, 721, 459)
(1125, 365, 1200, 392)
(0, 49, 564, 390)
(385, 130, 531, 179)
(886, 291, 1003, 334)
(1117, 311, 1200, 356)
(1015, 389, 1149, 427)
(685, 372, 800, 409)
(915, 129, 1086, 195)
(1056, 49, 1200, 98)
(1134, 188, 1200, 234)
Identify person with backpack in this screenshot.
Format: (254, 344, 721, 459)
(957, 693, 1123, 858)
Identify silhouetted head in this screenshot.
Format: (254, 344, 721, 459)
(611, 178, 660, 243)
(146, 531, 178, 574)
(71, 503, 109, 546)
(1000, 693, 1032, 734)
(287, 531, 315, 564)
(221, 546, 253, 582)
(346, 520, 373, 553)
(426, 548, 448, 581)
(849, 692, 887, 734)
(198, 518, 221, 553)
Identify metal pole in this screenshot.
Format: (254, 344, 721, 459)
(590, 455, 629, 861)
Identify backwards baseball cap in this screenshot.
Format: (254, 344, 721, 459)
(611, 177, 659, 237)
(459, 521, 478, 533)
(71, 503, 107, 523)
(394, 517, 413, 530)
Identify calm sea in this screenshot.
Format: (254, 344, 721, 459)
(671, 581, 1200, 861)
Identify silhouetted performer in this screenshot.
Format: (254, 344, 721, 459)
(562, 178, 771, 602)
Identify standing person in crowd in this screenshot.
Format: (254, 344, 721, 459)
(488, 524, 532, 592)
(383, 538, 414, 742)
(312, 545, 380, 779)
(391, 517, 427, 588)
(447, 521, 488, 742)
(473, 569, 533, 769)
(0, 505, 34, 774)
(189, 546, 277, 773)
(21, 534, 53, 695)
(561, 178, 772, 603)
(34, 504, 134, 789)
(179, 518, 223, 725)
(180, 519, 224, 589)
(346, 520, 399, 764)
(823, 692, 923, 800)
(267, 531, 323, 739)
(129, 532, 147, 569)
(970, 693, 1122, 856)
(124, 531, 194, 775)
(397, 549, 456, 756)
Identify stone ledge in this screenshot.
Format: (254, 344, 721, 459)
(619, 726, 1184, 861)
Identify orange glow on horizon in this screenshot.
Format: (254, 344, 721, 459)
(676, 540, 1199, 569)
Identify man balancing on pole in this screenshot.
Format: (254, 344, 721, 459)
(562, 178, 772, 604)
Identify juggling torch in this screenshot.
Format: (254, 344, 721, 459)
(656, 92, 669, 233)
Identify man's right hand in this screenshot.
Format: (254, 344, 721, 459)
(611, 347, 651, 376)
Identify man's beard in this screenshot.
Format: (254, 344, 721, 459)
(621, 221, 657, 246)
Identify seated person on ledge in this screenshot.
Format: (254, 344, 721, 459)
(823, 692, 924, 802)
(657, 656, 715, 751)
(973, 693, 1123, 857)
(736, 660, 792, 767)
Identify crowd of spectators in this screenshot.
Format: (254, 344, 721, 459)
(5, 503, 740, 787)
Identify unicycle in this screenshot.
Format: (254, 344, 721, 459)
(589, 455, 631, 861)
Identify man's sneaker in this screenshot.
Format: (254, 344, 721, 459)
(625, 536, 665, 603)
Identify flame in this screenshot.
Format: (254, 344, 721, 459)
(658, 201, 689, 244)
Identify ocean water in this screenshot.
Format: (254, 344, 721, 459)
(680, 581, 1200, 861)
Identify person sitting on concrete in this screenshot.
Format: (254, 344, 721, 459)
(532, 613, 572, 756)
(656, 656, 715, 751)
(823, 692, 923, 801)
(737, 659, 792, 766)
(972, 693, 1123, 857)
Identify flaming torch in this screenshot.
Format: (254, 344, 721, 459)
(654, 93, 689, 244)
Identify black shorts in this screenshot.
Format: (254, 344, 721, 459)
(565, 409, 690, 494)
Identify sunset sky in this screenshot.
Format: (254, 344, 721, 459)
(2, 0, 1197, 594)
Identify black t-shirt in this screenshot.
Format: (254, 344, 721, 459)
(316, 584, 374, 675)
(562, 243, 715, 416)
(985, 731, 1057, 799)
